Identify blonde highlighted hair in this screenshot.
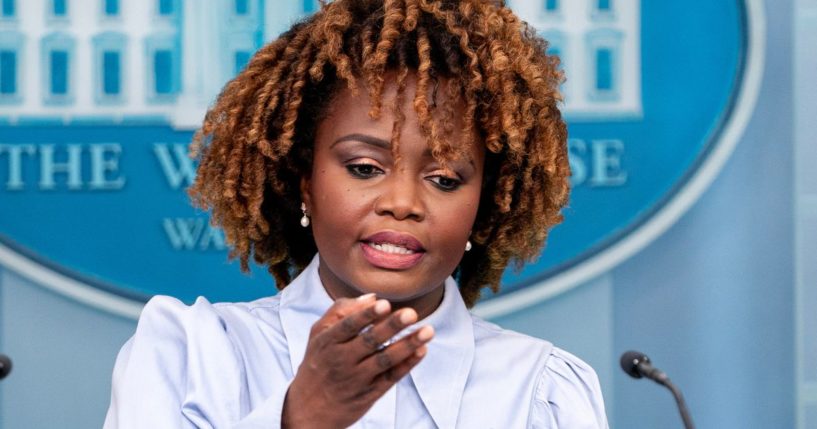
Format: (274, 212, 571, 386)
(188, 0, 569, 307)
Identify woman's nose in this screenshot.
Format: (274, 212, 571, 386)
(373, 171, 425, 221)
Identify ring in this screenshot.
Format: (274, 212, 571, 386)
(378, 338, 394, 351)
(358, 325, 394, 351)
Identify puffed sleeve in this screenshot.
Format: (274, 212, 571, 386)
(103, 296, 291, 429)
(529, 347, 609, 429)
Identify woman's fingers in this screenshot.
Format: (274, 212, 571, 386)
(361, 332, 432, 399)
(309, 294, 375, 335)
(310, 297, 434, 388)
(322, 298, 392, 343)
(354, 345, 428, 404)
(360, 325, 434, 381)
(352, 308, 418, 354)
(381, 345, 427, 383)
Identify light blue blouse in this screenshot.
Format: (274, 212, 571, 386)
(104, 256, 608, 428)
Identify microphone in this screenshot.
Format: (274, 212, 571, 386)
(0, 354, 11, 380)
(620, 350, 695, 429)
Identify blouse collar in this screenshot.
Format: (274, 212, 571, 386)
(279, 255, 475, 428)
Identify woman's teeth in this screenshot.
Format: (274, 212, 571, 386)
(370, 242, 415, 255)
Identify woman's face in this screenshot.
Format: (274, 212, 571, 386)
(302, 74, 485, 317)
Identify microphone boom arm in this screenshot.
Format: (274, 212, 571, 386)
(620, 350, 695, 429)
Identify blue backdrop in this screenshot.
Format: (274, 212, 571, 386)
(1, 1, 814, 428)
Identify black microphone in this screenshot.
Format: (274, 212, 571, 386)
(0, 354, 11, 380)
(620, 350, 695, 429)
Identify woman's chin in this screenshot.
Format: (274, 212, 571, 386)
(349, 272, 441, 303)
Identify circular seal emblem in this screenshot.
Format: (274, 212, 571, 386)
(0, 0, 764, 318)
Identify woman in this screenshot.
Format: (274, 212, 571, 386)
(105, 0, 608, 427)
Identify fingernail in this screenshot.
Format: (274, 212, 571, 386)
(417, 325, 434, 341)
(399, 310, 416, 325)
(374, 299, 390, 315)
(415, 346, 427, 358)
(356, 293, 376, 301)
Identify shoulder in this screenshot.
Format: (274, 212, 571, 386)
(138, 293, 283, 325)
(107, 295, 288, 427)
(137, 293, 281, 328)
(132, 294, 285, 357)
(469, 314, 554, 360)
(533, 347, 608, 428)
(468, 315, 608, 428)
(540, 347, 600, 386)
(122, 294, 289, 397)
(468, 314, 601, 384)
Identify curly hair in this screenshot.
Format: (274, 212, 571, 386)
(187, 0, 569, 307)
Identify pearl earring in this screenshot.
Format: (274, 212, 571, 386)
(465, 240, 472, 252)
(300, 202, 310, 227)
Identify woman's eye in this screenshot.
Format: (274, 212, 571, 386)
(429, 175, 462, 191)
(346, 163, 383, 178)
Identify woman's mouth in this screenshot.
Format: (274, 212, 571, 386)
(367, 242, 417, 255)
(360, 231, 426, 270)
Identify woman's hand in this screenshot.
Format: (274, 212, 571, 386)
(281, 294, 434, 429)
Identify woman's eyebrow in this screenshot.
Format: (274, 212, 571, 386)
(330, 133, 390, 149)
(331, 133, 476, 169)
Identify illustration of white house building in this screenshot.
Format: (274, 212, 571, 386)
(0, 0, 639, 128)
(0, 0, 319, 129)
(512, 0, 642, 120)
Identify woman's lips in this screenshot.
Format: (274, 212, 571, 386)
(360, 231, 426, 270)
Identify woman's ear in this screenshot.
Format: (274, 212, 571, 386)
(300, 174, 312, 211)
